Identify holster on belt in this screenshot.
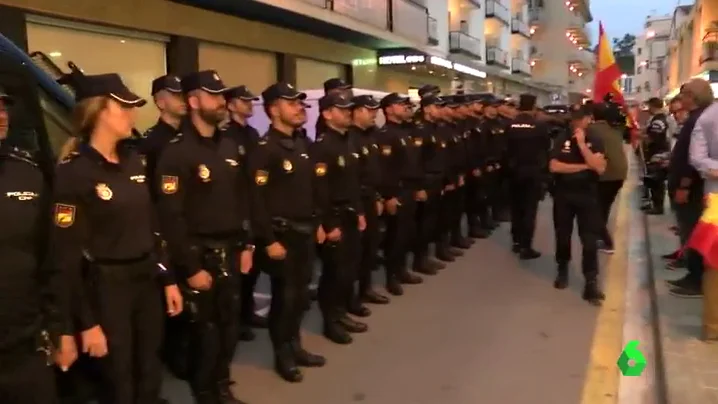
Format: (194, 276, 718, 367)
(182, 243, 236, 324)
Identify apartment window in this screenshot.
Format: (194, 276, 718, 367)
(636, 86, 641, 93)
(637, 48, 642, 55)
(637, 66, 642, 74)
(645, 81, 650, 91)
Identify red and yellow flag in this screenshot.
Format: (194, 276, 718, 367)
(593, 22, 624, 103)
(686, 194, 718, 270)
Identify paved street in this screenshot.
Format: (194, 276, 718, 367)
(648, 212, 718, 404)
(160, 198, 616, 404)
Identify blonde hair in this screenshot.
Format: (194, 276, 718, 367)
(57, 96, 109, 162)
(683, 79, 714, 108)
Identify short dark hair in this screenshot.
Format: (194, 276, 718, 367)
(571, 105, 591, 121)
(591, 102, 608, 121)
(647, 97, 663, 109)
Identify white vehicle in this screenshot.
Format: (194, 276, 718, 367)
(247, 88, 410, 140)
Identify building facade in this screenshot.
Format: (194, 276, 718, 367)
(0, 0, 588, 132)
(664, 1, 718, 101)
(528, 0, 595, 104)
(625, 14, 672, 103)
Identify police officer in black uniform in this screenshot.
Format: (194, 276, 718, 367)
(445, 96, 472, 251)
(222, 85, 268, 341)
(412, 94, 449, 275)
(348, 95, 391, 305)
(376, 93, 424, 296)
(0, 88, 70, 404)
(139, 74, 187, 195)
(479, 99, 505, 229)
(505, 94, 549, 259)
(549, 106, 607, 305)
(315, 78, 353, 136)
(154, 70, 252, 403)
(248, 83, 326, 382)
(469, 96, 496, 233)
(51, 74, 184, 404)
(418, 84, 441, 99)
(643, 97, 670, 214)
(311, 92, 369, 344)
(463, 94, 491, 239)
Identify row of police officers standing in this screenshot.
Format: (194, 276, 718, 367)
(0, 68, 608, 404)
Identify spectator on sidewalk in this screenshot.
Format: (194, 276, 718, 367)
(663, 97, 690, 266)
(678, 79, 716, 299)
(590, 102, 628, 254)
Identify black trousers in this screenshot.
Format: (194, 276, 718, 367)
(465, 174, 484, 230)
(257, 224, 314, 350)
(239, 270, 260, 324)
(597, 180, 624, 247)
(553, 189, 600, 280)
(358, 195, 381, 295)
(675, 198, 705, 286)
(318, 210, 360, 322)
(90, 258, 165, 404)
(451, 183, 467, 242)
(384, 190, 417, 280)
(414, 185, 442, 264)
(509, 176, 543, 248)
(493, 168, 511, 219)
(185, 247, 240, 396)
(0, 343, 58, 404)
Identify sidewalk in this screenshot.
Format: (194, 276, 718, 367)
(647, 211, 718, 403)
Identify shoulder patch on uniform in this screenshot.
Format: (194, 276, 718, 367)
(7, 147, 38, 167)
(54, 203, 76, 228)
(315, 163, 327, 177)
(161, 175, 179, 194)
(255, 170, 269, 185)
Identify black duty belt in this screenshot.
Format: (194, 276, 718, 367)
(90, 252, 151, 265)
(271, 217, 315, 235)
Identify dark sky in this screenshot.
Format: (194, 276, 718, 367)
(587, 0, 693, 42)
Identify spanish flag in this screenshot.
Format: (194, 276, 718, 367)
(593, 22, 623, 104)
(687, 194, 718, 270)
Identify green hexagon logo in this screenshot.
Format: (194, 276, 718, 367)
(617, 340, 647, 376)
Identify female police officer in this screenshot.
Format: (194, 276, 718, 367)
(0, 87, 75, 403)
(50, 73, 183, 404)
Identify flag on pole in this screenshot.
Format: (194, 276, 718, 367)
(593, 22, 624, 103)
(687, 194, 718, 270)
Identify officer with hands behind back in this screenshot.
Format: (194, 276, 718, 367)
(505, 94, 550, 260)
(50, 74, 183, 404)
(154, 70, 252, 404)
(222, 85, 269, 342)
(0, 87, 72, 404)
(348, 95, 391, 306)
(311, 92, 369, 344)
(549, 106, 607, 306)
(247, 82, 327, 383)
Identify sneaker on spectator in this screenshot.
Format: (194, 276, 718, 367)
(662, 250, 680, 260)
(665, 275, 695, 289)
(666, 259, 686, 270)
(669, 286, 703, 298)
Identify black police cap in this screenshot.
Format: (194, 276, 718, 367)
(75, 73, 146, 107)
(181, 70, 228, 94)
(351, 94, 380, 110)
(380, 92, 410, 108)
(319, 92, 353, 111)
(441, 95, 459, 108)
(0, 86, 13, 105)
(261, 82, 307, 105)
(420, 95, 445, 108)
(323, 78, 352, 93)
(225, 85, 259, 102)
(151, 74, 182, 96)
(453, 94, 469, 105)
(418, 84, 440, 98)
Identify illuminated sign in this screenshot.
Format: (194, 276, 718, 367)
(378, 54, 426, 65)
(377, 52, 487, 79)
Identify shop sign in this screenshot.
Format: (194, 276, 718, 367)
(377, 51, 487, 79)
(378, 54, 426, 65)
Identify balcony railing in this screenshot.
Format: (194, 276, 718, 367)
(331, 0, 389, 30)
(449, 31, 482, 60)
(511, 15, 530, 37)
(428, 15, 439, 45)
(485, 0, 510, 25)
(701, 28, 718, 65)
(486, 45, 510, 67)
(511, 57, 531, 75)
(390, 0, 429, 45)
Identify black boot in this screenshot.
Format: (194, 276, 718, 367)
(348, 301, 372, 317)
(323, 321, 353, 344)
(519, 248, 541, 260)
(274, 344, 303, 382)
(398, 270, 423, 284)
(361, 289, 390, 304)
(386, 276, 404, 296)
(554, 264, 569, 289)
(436, 240, 456, 262)
(413, 254, 438, 275)
(427, 256, 446, 270)
(583, 280, 606, 306)
(469, 226, 490, 239)
(339, 315, 368, 333)
(217, 380, 247, 404)
(291, 338, 326, 368)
